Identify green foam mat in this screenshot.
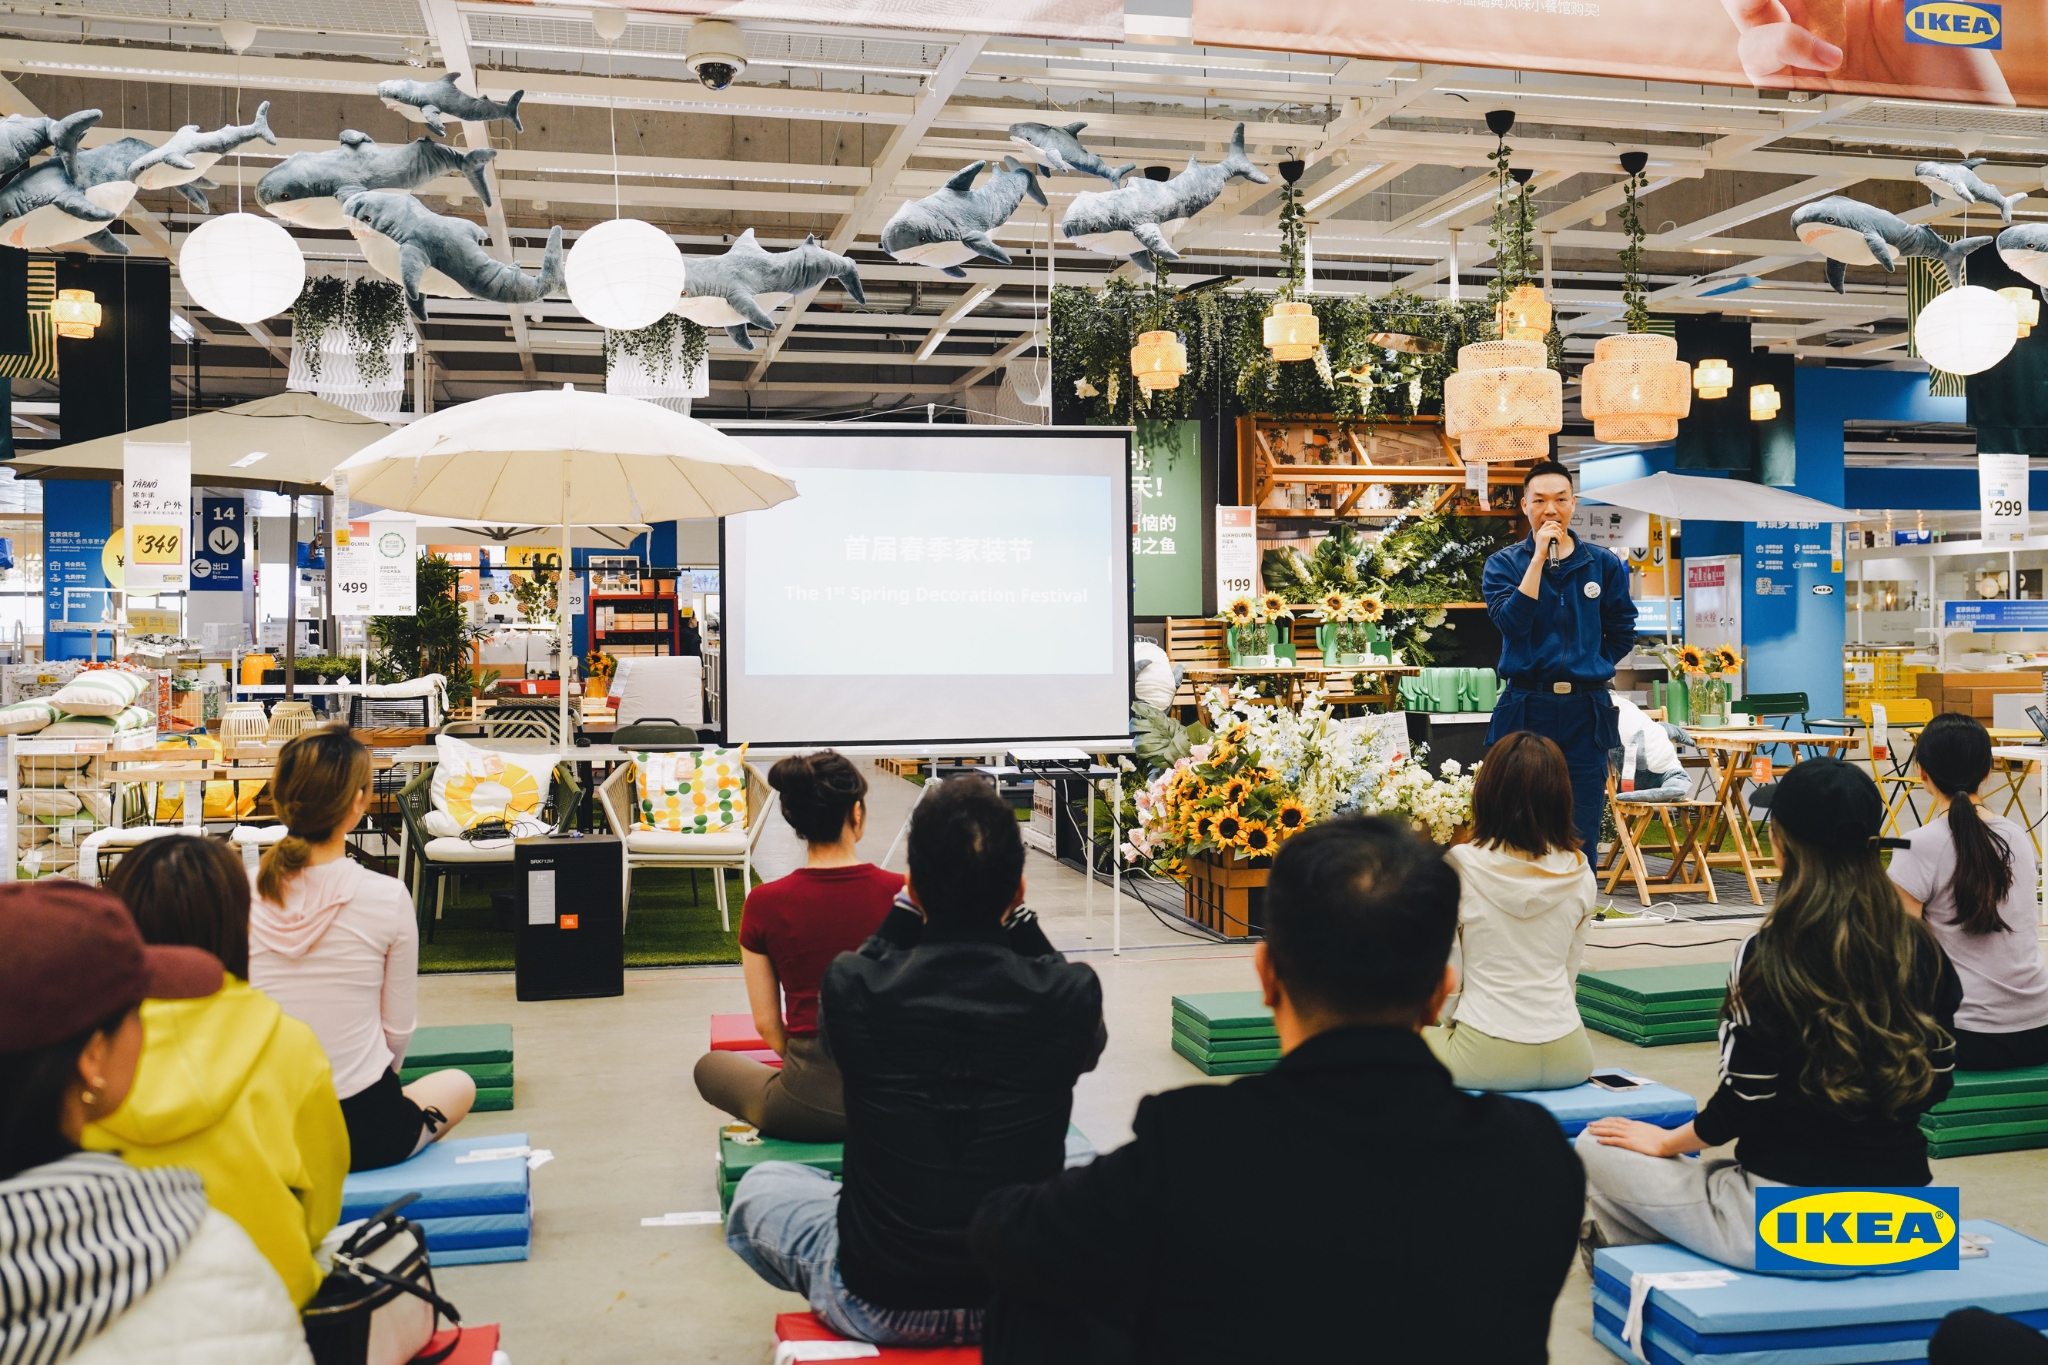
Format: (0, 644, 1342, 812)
(1942, 1064, 2048, 1103)
(1574, 984, 1724, 1020)
(1580, 1003, 1722, 1038)
(400, 1060, 512, 1086)
(1170, 1017, 1277, 1044)
(718, 1132, 844, 1186)
(472, 1086, 514, 1113)
(1928, 1088, 2048, 1117)
(1918, 1114, 2048, 1143)
(1171, 1034, 1278, 1076)
(1171, 1024, 1278, 1055)
(1924, 1102, 2048, 1131)
(403, 1024, 513, 1068)
(1580, 1007, 1718, 1048)
(1170, 992, 1273, 1031)
(1575, 964, 1729, 1007)
(1927, 1129, 2048, 1159)
(1574, 998, 1722, 1028)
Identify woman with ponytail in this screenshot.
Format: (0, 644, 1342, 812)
(248, 727, 474, 1170)
(1889, 712, 2048, 1070)
(694, 750, 900, 1140)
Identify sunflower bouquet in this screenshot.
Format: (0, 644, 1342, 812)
(1656, 642, 1743, 677)
(1216, 591, 1292, 661)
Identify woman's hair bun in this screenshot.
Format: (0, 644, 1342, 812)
(768, 750, 868, 845)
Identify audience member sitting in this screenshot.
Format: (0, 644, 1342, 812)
(1931, 1307, 2048, 1364)
(1579, 758, 1960, 1275)
(249, 727, 474, 1172)
(0, 880, 313, 1364)
(82, 834, 348, 1308)
(1610, 694, 1691, 802)
(1426, 731, 1596, 1091)
(968, 816, 1584, 1364)
(725, 776, 1104, 1348)
(1888, 712, 2048, 1071)
(695, 751, 902, 1141)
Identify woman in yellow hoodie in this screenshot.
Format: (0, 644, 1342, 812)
(82, 834, 349, 1307)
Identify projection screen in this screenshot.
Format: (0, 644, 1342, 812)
(718, 425, 1133, 748)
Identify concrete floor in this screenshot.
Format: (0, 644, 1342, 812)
(420, 769, 2048, 1364)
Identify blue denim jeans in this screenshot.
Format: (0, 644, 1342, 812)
(725, 1161, 984, 1346)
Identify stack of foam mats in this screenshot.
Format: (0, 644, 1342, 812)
(1496, 1077, 1697, 1138)
(401, 1024, 514, 1112)
(717, 1124, 1098, 1216)
(775, 1313, 981, 1363)
(1591, 1221, 2048, 1365)
(1577, 964, 1727, 1047)
(1921, 1063, 2048, 1159)
(1171, 992, 1279, 1075)
(710, 1013, 784, 1069)
(342, 1132, 533, 1265)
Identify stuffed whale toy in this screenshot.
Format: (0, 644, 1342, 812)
(376, 73, 524, 138)
(1061, 123, 1267, 273)
(879, 156, 1046, 277)
(0, 138, 150, 251)
(1914, 158, 2027, 226)
(258, 131, 498, 231)
(129, 102, 275, 193)
(0, 110, 98, 188)
(343, 190, 561, 317)
(1008, 121, 1134, 187)
(672, 229, 867, 349)
(1789, 195, 1992, 293)
(1998, 223, 2048, 299)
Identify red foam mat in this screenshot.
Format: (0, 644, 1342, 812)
(711, 1014, 768, 1051)
(774, 1312, 980, 1362)
(416, 1324, 499, 1364)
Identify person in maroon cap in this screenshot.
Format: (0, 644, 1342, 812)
(0, 880, 314, 1365)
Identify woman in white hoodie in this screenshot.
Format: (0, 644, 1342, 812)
(248, 727, 474, 1171)
(1426, 730, 1597, 1091)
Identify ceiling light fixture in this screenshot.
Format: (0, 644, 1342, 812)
(52, 289, 100, 339)
(1693, 359, 1733, 398)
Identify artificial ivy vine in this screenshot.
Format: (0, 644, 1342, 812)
(604, 315, 709, 384)
(1276, 173, 1307, 300)
(1484, 139, 1535, 331)
(290, 276, 411, 385)
(1618, 161, 1651, 333)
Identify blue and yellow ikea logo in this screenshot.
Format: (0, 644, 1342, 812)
(1905, 1, 2002, 47)
(1756, 1188, 1960, 1272)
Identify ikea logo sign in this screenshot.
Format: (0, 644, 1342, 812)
(1905, 1, 2002, 46)
(1756, 1188, 1960, 1272)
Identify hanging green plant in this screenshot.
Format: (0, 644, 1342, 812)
(604, 314, 709, 385)
(291, 277, 410, 386)
(1276, 174, 1307, 300)
(291, 276, 345, 377)
(1618, 157, 1651, 333)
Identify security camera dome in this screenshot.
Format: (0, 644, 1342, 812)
(686, 19, 747, 92)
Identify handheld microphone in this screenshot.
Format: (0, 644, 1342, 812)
(1546, 530, 1560, 565)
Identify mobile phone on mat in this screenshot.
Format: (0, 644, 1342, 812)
(1589, 1072, 1644, 1092)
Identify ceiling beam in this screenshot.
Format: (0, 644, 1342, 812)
(913, 285, 998, 361)
(952, 328, 1044, 390)
(747, 36, 988, 387)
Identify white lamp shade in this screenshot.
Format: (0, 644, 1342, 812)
(1916, 284, 2019, 376)
(566, 218, 687, 331)
(179, 212, 306, 324)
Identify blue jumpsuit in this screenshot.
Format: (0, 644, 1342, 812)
(1482, 536, 1639, 853)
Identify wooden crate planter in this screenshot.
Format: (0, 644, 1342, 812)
(1184, 849, 1273, 938)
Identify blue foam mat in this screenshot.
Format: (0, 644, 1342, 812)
(1591, 1288, 1939, 1365)
(1479, 1079, 1698, 1137)
(415, 1211, 531, 1253)
(341, 1133, 531, 1223)
(1590, 1221, 2048, 1337)
(1591, 1316, 1928, 1365)
(431, 1242, 529, 1266)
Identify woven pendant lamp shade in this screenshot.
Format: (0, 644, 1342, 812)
(1443, 339, 1562, 462)
(1497, 284, 1552, 342)
(1131, 329, 1188, 391)
(1997, 286, 2039, 337)
(1579, 333, 1692, 443)
(1263, 300, 1320, 361)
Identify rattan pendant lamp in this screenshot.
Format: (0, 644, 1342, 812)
(1580, 151, 1692, 442)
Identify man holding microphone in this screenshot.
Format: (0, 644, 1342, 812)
(1481, 460, 1639, 854)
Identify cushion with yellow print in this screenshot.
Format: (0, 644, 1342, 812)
(432, 734, 548, 829)
(633, 746, 746, 834)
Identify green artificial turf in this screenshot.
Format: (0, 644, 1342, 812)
(416, 866, 748, 972)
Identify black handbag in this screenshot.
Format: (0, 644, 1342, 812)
(611, 716, 698, 750)
(302, 1195, 463, 1365)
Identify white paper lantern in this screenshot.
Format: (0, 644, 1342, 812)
(178, 212, 306, 324)
(566, 218, 686, 331)
(1916, 284, 2019, 376)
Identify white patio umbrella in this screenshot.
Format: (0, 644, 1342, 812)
(334, 385, 798, 742)
(403, 515, 653, 553)
(1580, 471, 1854, 522)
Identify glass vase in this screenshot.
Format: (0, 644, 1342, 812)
(1237, 621, 1271, 664)
(1336, 622, 1369, 662)
(1687, 674, 1724, 726)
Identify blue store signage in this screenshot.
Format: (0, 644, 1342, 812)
(1945, 599, 2048, 631)
(192, 497, 243, 591)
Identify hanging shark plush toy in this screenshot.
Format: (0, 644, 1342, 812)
(1914, 158, 2028, 225)
(0, 110, 98, 187)
(257, 132, 498, 231)
(879, 157, 1046, 277)
(1998, 224, 2048, 299)
(1007, 121, 1134, 187)
(129, 101, 275, 195)
(343, 190, 561, 317)
(672, 229, 867, 349)
(1061, 122, 1268, 274)
(1788, 196, 1992, 293)
(376, 73, 524, 138)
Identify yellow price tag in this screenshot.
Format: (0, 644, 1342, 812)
(130, 525, 183, 564)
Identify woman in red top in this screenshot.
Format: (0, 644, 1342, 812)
(694, 751, 901, 1141)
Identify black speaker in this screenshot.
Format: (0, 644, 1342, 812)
(515, 834, 624, 1001)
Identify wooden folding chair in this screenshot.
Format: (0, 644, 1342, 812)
(1856, 698, 1934, 834)
(1601, 772, 1719, 907)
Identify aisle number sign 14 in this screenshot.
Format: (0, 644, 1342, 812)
(1216, 506, 1258, 607)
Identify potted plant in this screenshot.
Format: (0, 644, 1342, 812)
(1218, 592, 1290, 667)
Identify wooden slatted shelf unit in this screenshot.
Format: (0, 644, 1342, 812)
(1237, 415, 1530, 520)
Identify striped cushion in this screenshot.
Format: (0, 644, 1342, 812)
(50, 669, 150, 717)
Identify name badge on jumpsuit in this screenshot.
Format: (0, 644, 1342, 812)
(1584, 581, 1601, 598)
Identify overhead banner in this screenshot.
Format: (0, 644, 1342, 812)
(334, 516, 416, 616)
(600, 0, 1120, 40)
(1193, 0, 2044, 107)
(193, 497, 244, 591)
(1132, 420, 1204, 617)
(1979, 451, 2029, 546)
(123, 440, 190, 592)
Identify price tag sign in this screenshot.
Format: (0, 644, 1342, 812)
(122, 440, 190, 591)
(1980, 451, 2029, 546)
(1750, 753, 1773, 784)
(1215, 506, 1258, 608)
(129, 525, 182, 564)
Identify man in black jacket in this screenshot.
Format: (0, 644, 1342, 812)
(968, 816, 1585, 1364)
(724, 775, 1105, 1347)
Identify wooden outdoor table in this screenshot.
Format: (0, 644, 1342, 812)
(1685, 729, 1855, 903)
